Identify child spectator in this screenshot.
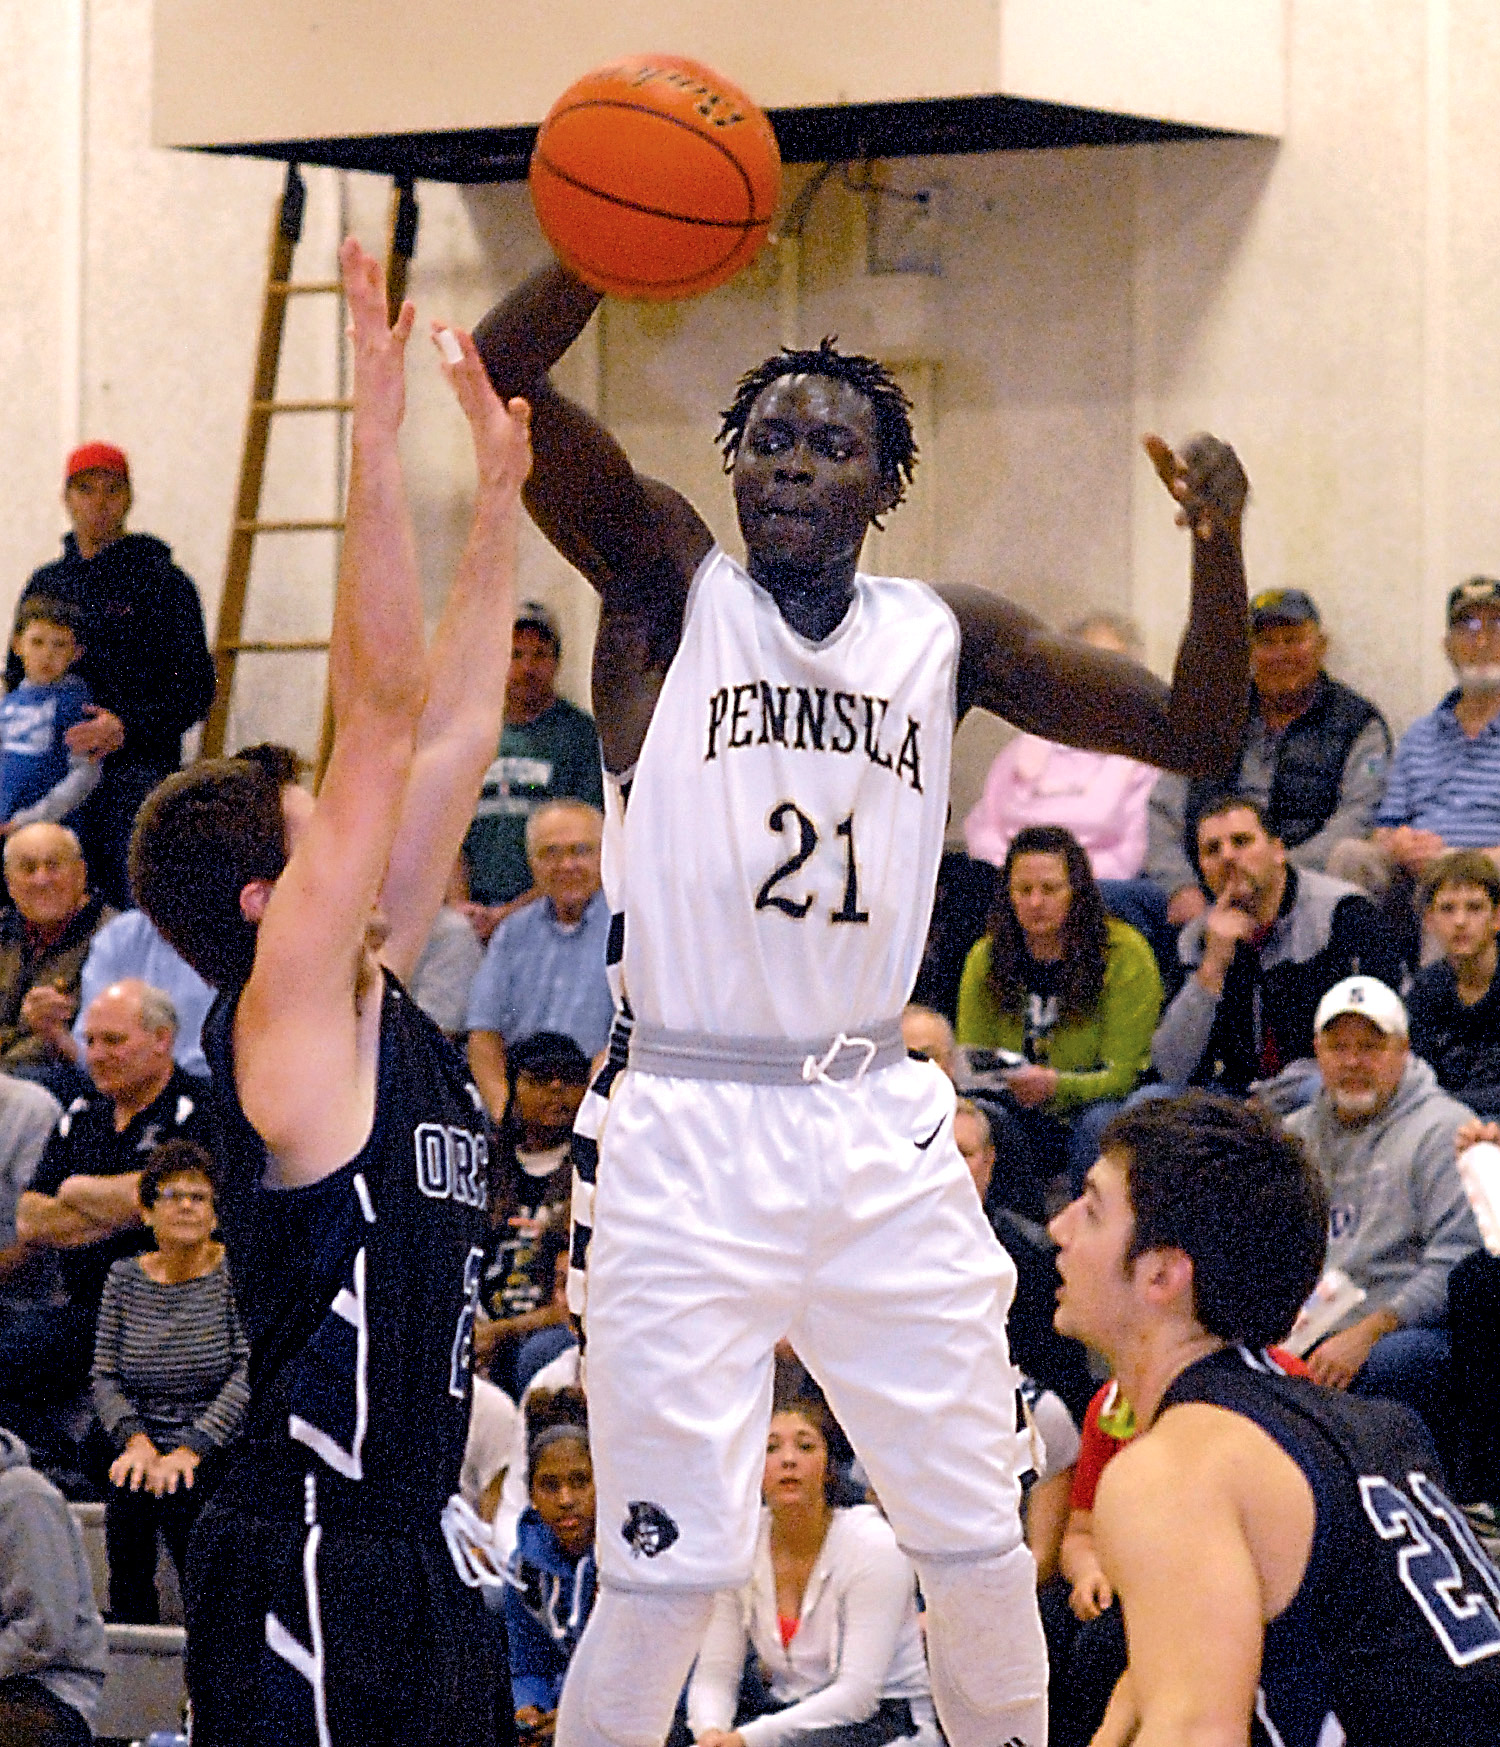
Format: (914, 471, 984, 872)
(0, 599, 99, 833)
(503, 1386, 597, 1743)
(1408, 850, 1500, 1118)
(475, 1032, 591, 1397)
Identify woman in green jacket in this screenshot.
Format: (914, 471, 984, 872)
(957, 825, 1162, 1204)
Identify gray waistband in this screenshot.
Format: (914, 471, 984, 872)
(628, 1018, 907, 1085)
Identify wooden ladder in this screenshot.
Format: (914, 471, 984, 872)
(201, 163, 419, 773)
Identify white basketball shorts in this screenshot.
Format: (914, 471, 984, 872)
(581, 1053, 1030, 1591)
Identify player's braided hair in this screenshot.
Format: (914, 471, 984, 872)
(716, 338, 918, 510)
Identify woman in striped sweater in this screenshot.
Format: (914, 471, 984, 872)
(90, 1138, 247, 1622)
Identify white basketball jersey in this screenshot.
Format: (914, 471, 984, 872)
(618, 546, 959, 1038)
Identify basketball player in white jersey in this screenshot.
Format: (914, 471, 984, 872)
(474, 259, 1251, 1747)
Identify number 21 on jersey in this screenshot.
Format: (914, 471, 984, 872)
(1361, 1471, 1500, 1665)
(755, 801, 869, 924)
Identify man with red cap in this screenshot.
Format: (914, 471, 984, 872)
(9, 445, 215, 908)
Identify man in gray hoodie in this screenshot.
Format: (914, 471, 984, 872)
(1286, 975, 1482, 1455)
(0, 1425, 106, 1742)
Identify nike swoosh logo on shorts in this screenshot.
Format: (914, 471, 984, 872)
(915, 1122, 944, 1150)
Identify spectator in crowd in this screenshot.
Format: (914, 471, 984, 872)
(1286, 977, 1480, 1449)
(10, 443, 215, 909)
(899, 1004, 962, 1079)
(1152, 794, 1402, 1105)
(688, 1389, 941, 1747)
(491, 1340, 582, 1565)
(957, 825, 1162, 1201)
(476, 1032, 591, 1397)
(0, 1425, 107, 1745)
(467, 800, 612, 1120)
(1350, 576, 1500, 956)
(0, 823, 115, 1092)
(502, 1385, 598, 1743)
(5, 980, 213, 1462)
(965, 613, 1159, 881)
(0, 1074, 63, 1328)
(61, 905, 216, 1079)
(464, 600, 604, 935)
(0, 598, 99, 835)
(407, 852, 485, 1040)
(1405, 850, 1500, 1118)
(91, 1138, 247, 1622)
(1145, 587, 1390, 928)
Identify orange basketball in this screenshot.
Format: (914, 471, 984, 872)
(530, 54, 782, 301)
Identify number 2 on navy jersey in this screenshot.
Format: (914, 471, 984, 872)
(755, 801, 869, 924)
(1360, 1472, 1500, 1664)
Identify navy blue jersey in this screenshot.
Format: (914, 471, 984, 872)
(201, 972, 494, 1517)
(1161, 1346, 1500, 1745)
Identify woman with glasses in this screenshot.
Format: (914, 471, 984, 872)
(90, 1138, 247, 1621)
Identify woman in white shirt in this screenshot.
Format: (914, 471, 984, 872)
(688, 1396, 940, 1747)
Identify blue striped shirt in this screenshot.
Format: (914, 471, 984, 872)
(1375, 689, 1500, 846)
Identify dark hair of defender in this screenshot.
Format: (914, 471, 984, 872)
(716, 338, 919, 515)
(984, 824, 1111, 1020)
(1100, 1091, 1328, 1349)
(128, 750, 298, 992)
(138, 1137, 220, 1212)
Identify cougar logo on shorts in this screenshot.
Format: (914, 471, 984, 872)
(622, 1500, 679, 1558)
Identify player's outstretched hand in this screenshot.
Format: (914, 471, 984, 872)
(1144, 432, 1248, 543)
(432, 322, 533, 500)
(341, 235, 415, 432)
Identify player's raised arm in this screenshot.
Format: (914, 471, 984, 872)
(235, 238, 429, 1172)
(943, 433, 1250, 776)
(472, 259, 712, 605)
(377, 325, 532, 983)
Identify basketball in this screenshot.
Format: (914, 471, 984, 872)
(529, 54, 782, 301)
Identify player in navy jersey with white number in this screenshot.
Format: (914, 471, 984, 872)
(474, 259, 1252, 1747)
(1051, 1092, 1500, 1744)
(128, 241, 532, 1747)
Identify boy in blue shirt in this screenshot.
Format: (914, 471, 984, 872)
(0, 599, 99, 832)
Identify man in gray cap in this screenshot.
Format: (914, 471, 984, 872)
(462, 599, 604, 938)
(1145, 586, 1390, 928)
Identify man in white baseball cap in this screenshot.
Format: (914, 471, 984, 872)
(1284, 975, 1481, 1458)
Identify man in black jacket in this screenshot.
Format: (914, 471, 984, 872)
(1151, 794, 1404, 1107)
(1144, 587, 1390, 928)
(9, 445, 216, 907)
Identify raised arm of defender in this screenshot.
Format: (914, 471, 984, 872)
(238, 241, 530, 1183)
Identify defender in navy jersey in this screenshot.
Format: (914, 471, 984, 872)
(128, 241, 532, 1746)
(1051, 1093, 1500, 1745)
(474, 259, 1252, 1747)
